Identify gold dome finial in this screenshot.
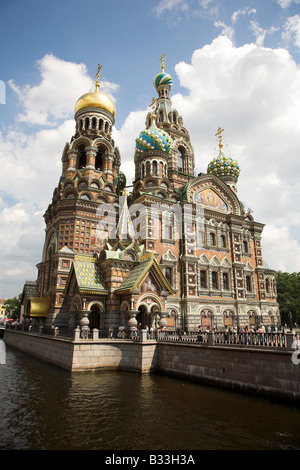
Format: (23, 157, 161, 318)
(215, 127, 224, 152)
(160, 53, 166, 72)
(95, 63, 102, 91)
(150, 97, 157, 125)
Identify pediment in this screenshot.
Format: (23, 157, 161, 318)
(184, 174, 242, 216)
(193, 188, 229, 213)
(162, 249, 177, 262)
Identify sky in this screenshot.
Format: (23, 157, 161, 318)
(0, 0, 300, 298)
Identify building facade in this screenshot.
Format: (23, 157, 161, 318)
(25, 59, 280, 333)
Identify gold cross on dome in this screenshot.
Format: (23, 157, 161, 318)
(94, 63, 106, 91)
(215, 127, 224, 151)
(95, 63, 102, 91)
(160, 53, 166, 72)
(150, 97, 156, 109)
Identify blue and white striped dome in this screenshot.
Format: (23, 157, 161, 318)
(154, 72, 173, 89)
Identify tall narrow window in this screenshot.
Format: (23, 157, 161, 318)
(210, 232, 216, 246)
(95, 148, 104, 170)
(246, 275, 252, 292)
(153, 160, 157, 175)
(221, 235, 226, 248)
(212, 271, 218, 289)
(200, 270, 207, 288)
(78, 147, 86, 168)
(177, 148, 183, 171)
(165, 267, 172, 286)
(223, 272, 229, 290)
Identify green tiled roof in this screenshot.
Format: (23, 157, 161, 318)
(115, 258, 153, 293)
(72, 260, 108, 293)
(115, 256, 175, 294)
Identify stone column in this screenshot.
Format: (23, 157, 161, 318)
(67, 149, 77, 172)
(86, 146, 97, 169)
(158, 311, 168, 328)
(128, 310, 138, 330)
(79, 310, 90, 336)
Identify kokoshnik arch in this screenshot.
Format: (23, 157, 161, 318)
(21, 57, 280, 333)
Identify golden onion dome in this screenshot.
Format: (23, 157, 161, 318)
(75, 90, 116, 117)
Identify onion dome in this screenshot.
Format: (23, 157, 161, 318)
(154, 53, 173, 90)
(154, 72, 173, 89)
(207, 154, 240, 179)
(207, 127, 240, 180)
(136, 124, 173, 154)
(75, 63, 116, 117)
(75, 90, 116, 117)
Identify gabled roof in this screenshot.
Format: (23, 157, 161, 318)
(64, 260, 108, 295)
(115, 254, 175, 295)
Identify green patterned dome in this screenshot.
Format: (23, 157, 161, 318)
(207, 152, 240, 179)
(136, 124, 173, 154)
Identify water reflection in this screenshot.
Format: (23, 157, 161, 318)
(0, 340, 300, 450)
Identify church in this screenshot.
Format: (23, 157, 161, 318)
(23, 56, 280, 334)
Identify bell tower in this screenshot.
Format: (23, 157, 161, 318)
(147, 54, 195, 188)
(36, 64, 123, 325)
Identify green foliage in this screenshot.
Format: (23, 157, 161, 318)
(275, 271, 300, 325)
(3, 294, 21, 319)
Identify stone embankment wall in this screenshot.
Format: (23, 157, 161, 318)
(4, 330, 300, 403)
(157, 342, 300, 403)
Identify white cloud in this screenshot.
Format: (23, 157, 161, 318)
(8, 54, 118, 126)
(152, 0, 189, 17)
(282, 15, 300, 49)
(231, 7, 256, 24)
(277, 0, 300, 8)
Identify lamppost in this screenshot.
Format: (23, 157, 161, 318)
(287, 300, 293, 332)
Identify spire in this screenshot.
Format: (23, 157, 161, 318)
(117, 189, 135, 241)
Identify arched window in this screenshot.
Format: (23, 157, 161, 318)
(221, 235, 226, 248)
(78, 147, 86, 168)
(85, 117, 89, 130)
(92, 117, 97, 129)
(177, 148, 184, 171)
(210, 232, 216, 246)
(95, 148, 104, 170)
(153, 160, 157, 175)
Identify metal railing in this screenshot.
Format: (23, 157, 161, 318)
(5, 323, 299, 350)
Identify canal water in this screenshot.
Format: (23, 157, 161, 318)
(0, 339, 300, 451)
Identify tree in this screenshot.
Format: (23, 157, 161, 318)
(275, 272, 300, 326)
(3, 294, 21, 320)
